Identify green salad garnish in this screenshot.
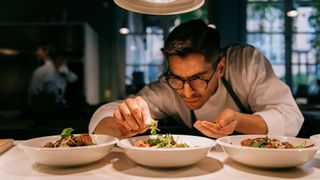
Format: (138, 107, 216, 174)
(149, 120, 160, 135)
(152, 134, 189, 148)
(134, 134, 190, 148)
(60, 127, 75, 138)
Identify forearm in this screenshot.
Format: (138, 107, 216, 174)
(234, 111, 268, 134)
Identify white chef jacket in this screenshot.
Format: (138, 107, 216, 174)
(89, 45, 304, 136)
(28, 59, 77, 104)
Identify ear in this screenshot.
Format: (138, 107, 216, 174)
(216, 57, 225, 77)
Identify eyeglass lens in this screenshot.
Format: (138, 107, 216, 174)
(168, 78, 207, 90)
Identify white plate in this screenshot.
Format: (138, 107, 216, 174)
(18, 134, 118, 166)
(310, 134, 320, 143)
(117, 134, 216, 168)
(217, 135, 319, 168)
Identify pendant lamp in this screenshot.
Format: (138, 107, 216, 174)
(113, 0, 205, 15)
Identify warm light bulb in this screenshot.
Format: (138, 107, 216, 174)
(287, 9, 298, 17)
(119, 27, 130, 34)
(208, 24, 217, 29)
(0, 49, 19, 56)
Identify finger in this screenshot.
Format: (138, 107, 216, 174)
(193, 120, 203, 129)
(214, 118, 227, 128)
(199, 121, 223, 134)
(194, 121, 226, 138)
(215, 109, 236, 127)
(119, 102, 139, 130)
(194, 121, 224, 138)
(202, 121, 222, 129)
(115, 122, 134, 137)
(131, 126, 149, 134)
(203, 120, 235, 135)
(219, 120, 237, 134)
(136, 96, 152, 125)
(126, 98, 145, 129)
(113, 110, 132, 130)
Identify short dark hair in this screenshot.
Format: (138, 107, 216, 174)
(37, 41, 57, 58)
(161, 19, 221, 63)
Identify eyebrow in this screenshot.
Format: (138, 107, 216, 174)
(169, 70, 209, 80)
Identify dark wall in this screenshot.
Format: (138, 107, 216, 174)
(0, 53, 36, 111)
(209, 0, 247, 47)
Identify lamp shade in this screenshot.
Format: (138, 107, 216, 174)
(113, 0, 205, 15)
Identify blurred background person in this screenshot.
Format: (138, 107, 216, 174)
(28, 42, 78, 113)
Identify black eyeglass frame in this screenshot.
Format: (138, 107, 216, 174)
(165, 56, 222, 91)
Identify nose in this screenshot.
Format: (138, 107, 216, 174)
(181, 82, 195, 98)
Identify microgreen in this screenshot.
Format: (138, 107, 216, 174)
(149, 120, 160, 135)
(60, 127, 74, 138)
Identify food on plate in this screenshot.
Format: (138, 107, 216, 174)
(134, 134, 190, 148)
(133, 119, 189, 148)
(240, 136, 314, 149)
(43, 128, 95, 148)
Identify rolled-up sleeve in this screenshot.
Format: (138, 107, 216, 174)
(245, 47, 304, 136)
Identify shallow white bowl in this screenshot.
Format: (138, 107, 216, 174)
(18, 134, 118, 166)
(310, 134, 320, 144)
(117, 134, 216, 168)
(217, 135, 319, 168)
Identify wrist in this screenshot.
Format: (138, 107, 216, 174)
(233, 110, 240, 121)
(233, 110, 242, 131)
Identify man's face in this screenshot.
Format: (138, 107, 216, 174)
(35, 47, 47, 61)
(168, 53, 223, 110)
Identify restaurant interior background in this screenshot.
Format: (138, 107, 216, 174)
(0, 0, 319, 139)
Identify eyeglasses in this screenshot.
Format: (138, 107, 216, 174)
(165, 57, 222, 91)
(166, 70, 215, 91)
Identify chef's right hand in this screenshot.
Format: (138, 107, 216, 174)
(113, 96, 153, 137)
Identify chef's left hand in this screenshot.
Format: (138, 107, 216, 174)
(193, 108, 238, 138)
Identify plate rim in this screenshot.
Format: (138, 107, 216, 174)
(117, 134, 216, 151)
(18, 134, 119, 151)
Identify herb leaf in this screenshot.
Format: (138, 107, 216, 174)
(149, 120, 160, 135)
(60, 127, 74, 138)
(251, 140, 266, 148)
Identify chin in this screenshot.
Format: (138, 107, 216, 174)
(185, 102, 204, 110)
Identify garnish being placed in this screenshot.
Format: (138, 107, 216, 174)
(43, 128, 95, 148)
(240, 137, 314, 149)
(149, 120, 160, 135)
(134, 134, 189, 148)
(134, 118, 189, 148)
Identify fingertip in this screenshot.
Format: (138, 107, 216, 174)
(213, 119, 224, 128)
(200, 120, 210, 126)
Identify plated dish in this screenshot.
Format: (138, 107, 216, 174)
(134, 134, 190, 148)
(117, 134, 216, 168)
(18, 128, 118, 166)
(217, 135, 319, 168)
(42, 128, 95, 148)
(240, 136, 314, 149)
